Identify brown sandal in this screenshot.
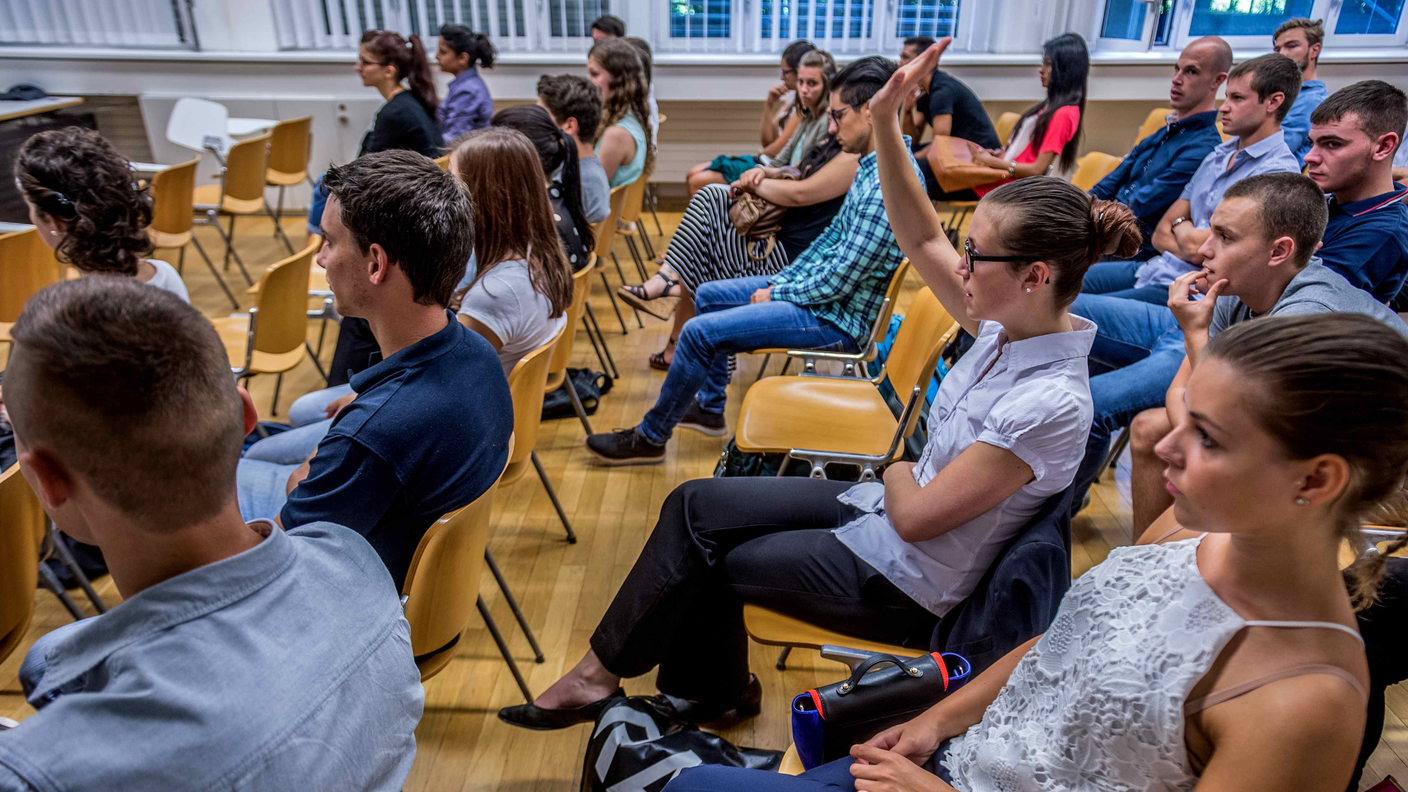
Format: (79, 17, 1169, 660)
(649, 336, 677, 371)
(619, 272, 681, 321)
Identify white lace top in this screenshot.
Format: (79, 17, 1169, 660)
(941, 536, 1363, 791)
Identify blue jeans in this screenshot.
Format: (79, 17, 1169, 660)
(236, 458, 298, 522)
(307, 174, 328, 236)
(243, 384, 350, 465)
(1082, 260, 1170, 305)
(663, 746, 954, 792)
(1069, 293, 1186, 509)
(638, 276, 856, 444)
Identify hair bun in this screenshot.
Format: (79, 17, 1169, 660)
(1089, 198, 1142, 261)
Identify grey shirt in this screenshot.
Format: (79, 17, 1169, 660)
(0, 521, 424, 791)
(1210, 259, 1408, 339)
(579, 156, 611, 224)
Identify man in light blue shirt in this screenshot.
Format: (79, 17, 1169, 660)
(1112, 54, 1304, 302)
(0, 278, 423, 791)
(1273, 17, 1328, 164)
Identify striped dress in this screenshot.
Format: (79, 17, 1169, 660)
(660, 183, 795, 295)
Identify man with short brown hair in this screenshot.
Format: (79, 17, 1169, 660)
(1273, 17, 1328, 164)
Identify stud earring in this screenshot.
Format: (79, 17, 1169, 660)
(1025, 288, 1032, 293)
(1295, 497, 1308, 505)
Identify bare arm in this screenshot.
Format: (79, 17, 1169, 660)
(761, 85, 789, 147)
(930, 114, 952, 138)
(1164, 355, 1193, 429)
(762, 112, 801, 158)
(972, 148, 1057, 179)
(882, 443, 1034, 543)
(868, 39, 975, 336)
(750, 153, 860, 207)
(596, 126, 636, 183)
(1152, 199, 1207, 263)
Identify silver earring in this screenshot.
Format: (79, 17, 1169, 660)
(1295, 497, 1308, 505)
(1025, 288, 1032, 293)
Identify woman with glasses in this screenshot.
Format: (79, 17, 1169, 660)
(497, 51, 1142, 735)
(683, 39, 816, 200)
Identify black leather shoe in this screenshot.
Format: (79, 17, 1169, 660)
(668, 675, 762, 725)
(497, 688, 626, 731)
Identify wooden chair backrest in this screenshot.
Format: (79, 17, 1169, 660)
(506, 328, 566, 466)
(224, 131, 273, 203)
(434, 154, 451, 171)
(251, 235, 318, 355)
(1071, 152, 1123, 192)
(0, 228, 62, 324)
(867, 258, 913, 349)
(593, 185, 630, 260)
(0, 465, 44, 666)
(1136, 107, 1174, 144)
(548, 257, 595, 377)
(885, 287, 959, 430)
(995, 112, 1022, 146)
(399, 436, 511, 679)
(267, 116, 313, 177)
(150, 157, 201, 236)
(620, 175, 648, 226)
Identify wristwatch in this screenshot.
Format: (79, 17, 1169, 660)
(1170, 216, 1190, 230)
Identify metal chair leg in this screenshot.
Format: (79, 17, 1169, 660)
(583, 304, 619, 379)
(47, 523, 107, 614)
(755, 353, 772, 383)
(477, 595, 534, 703)
(270, 372, 283, 416)
(190, 236, 240, 309)
(176, 245, 185, 276)
(37, 563, 84, 621)
(639, 226, 657, 261)
(530, 450, 577, 543)
(599, 271, 628, 335)
(1099, 426, 1132, 482)
(610, 252, 645, 328)
(779, 357, 793, 376)
(484, 550, 545, 662)
(561, 374, 594, 436)
(267, 187, 296, 255)
(624, 236, 648, 281)
(776, 646, 792, 670)
(212, 212, 255, 286)
(304, 341, 331, 385)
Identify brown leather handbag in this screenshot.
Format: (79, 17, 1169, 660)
(728, 166, 800, 260)
(927, 135, 1009, 193)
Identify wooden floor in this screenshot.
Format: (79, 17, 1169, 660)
(2, 209, 1404, 790)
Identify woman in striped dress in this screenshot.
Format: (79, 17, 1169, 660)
(621, 53, 854, 370)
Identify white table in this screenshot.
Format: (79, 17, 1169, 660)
(129, 161, 167, 173)
(0, 96, 82, 123)
(228, 117, 278, 136)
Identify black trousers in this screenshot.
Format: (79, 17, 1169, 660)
(327, 317, 379, 387)
(1349, 556, 1408, 791)
(591, 477, 939, 704)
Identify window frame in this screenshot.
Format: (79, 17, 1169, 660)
(1092, 0, 1408, 52)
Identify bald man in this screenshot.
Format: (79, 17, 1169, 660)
(1088, 36, 1232, 263)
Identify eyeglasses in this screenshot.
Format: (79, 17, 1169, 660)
(963, 237, 1031, 274)
(781, 67, 797, 77)
(827, 105, 854, 126)
(357, 57, 388, 67)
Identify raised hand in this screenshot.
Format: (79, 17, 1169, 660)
(870, 37, 950, 122)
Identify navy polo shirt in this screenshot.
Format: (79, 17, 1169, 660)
(1318, 183, 1408, 304)
(1089, 110, 1223, 260)
(281, 312, 513, 590)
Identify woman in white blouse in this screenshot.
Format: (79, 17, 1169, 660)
(16, 127, 189, 303)
(497, 53, 1143, 733)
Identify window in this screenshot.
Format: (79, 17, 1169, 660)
(1333, 0, 1405, 35)
(1097, 0, 1408, 51)
(665, 0, 960, 54)
(1100, 0, 1148, 40)
(670, 0, 731, 38)
(893, 0, 958, 40)
(271, 0, 604, 50)
(1187, 0, 1314, 37)
(0, 0, 195, 48)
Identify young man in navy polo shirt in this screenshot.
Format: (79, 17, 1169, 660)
(1305, 80, 1408, 305)
(236, 150, 513, 590)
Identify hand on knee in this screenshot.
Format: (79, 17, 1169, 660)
(1131, 408, 1172, 455)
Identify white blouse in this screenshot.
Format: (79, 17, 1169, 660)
(833, 317, 1096, 616)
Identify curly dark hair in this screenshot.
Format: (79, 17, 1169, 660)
(16, 127, 153, 276)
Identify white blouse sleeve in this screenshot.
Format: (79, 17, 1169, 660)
(975, 383, 1091, 484)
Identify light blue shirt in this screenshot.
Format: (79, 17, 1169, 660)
(1135, 130, 1301, 289)
(834, 317, 1096, 617)
(0, 522, 424, 792)
(1281, 79, 1327, 165)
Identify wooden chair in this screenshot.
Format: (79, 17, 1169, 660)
(434, 153, 451, 171)
(752, 259, 913, 383)
(192, 130, 272, 287)
(502, 328, 578, 544)
(572, 255, 619, 380)
(149, 157, 240, 309)
(1071, 152, 1123, 192)
(616, 175, 655, 278)
(995, 111, 1022, 146)
(593, 184, 635, 332)
(734, 287, 959, 481)
(0, 227, 62, 346)
(213, 235, 319, 414)
(0, 465, 44, 666)
(265, 116, 312, 255)
(546, 258, 607, 436)
(1136, 107, 1174, 144)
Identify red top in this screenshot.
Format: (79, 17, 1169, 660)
(974, 104, 1081, 197)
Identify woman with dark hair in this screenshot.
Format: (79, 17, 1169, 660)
(587, 38, 656, 188)
(969, 32, 1088, 196)
(436, 24, 496, 139)
(491, 103, 595, 271)
(623, 49, 847, 369)
(452, 127, 575, 375)
(15, 127, 187, 302)
(685, 39, 817, 199)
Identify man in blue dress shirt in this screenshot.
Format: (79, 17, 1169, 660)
(0, 278, 423, 791)
(1088, 36, 1231, 262)
(1273, 17, 1328, 166)
(1305, 80, 1408, 304)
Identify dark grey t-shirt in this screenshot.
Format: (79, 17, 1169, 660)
(1210, 259, 1408, 339)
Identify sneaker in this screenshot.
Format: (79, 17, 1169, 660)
(678, 401, 728, 437)
(585, 427, 666, 466)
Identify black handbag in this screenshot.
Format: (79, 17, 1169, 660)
(542, 367, 613, 420)
(791, 651, 971, 770)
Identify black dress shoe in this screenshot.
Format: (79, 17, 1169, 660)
(497, 688, 626, 731)
(667, 675, 763, 725)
